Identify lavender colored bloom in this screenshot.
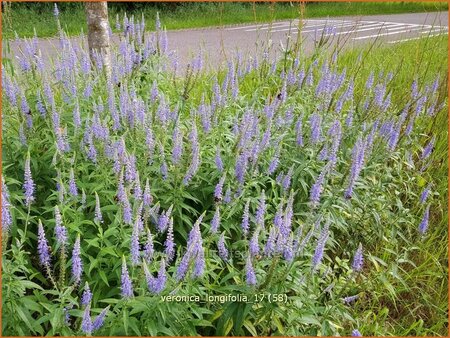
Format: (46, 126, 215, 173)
(310, 164, 329, 207)
(345, 137, 367, 199)
(164, 218, 175, 262)
(352, 329, 362, 337)
(255, 190, 266, 228)
(130, 219, 140, 265)
(2, 177, 13, 232)
(121, 257, 133, 298)
(183, 121, 201, 185)
(68, 168, 78, 197)
(144, 228, 154, 262)
(239, 201, 250, 237)
(81, 305, 92, 335)
(122, 193, 132, 225)
(214, 175, 226, 201)
(210, 206, 221, 234)
(283, 235, 294, 262)
(94, 192, 103, 224)
(72, 235, 83, 284)
(133, 172, 143, 201)
(352, 243, 363, 272)
(217, 233, 229, 261)
(37, 220, 51, 267)
(420, 185, 431, 204)
(224, 187, 232, 204)
(282, 167, 293, 191)
(421, 137, 435, 160)
(143, 179, 153, 207)
(92, 306, 109, 332)
(310, 113, 322, 145)
(295, 116, 304, 146)
(53, 3, 59, 17)
(171, 123, 183, 164)
(158, 205, 173, 232)
(312, 222, 329, 271)
(23, 154, 35, 207)
(81, 282, 92, 306)
(249, 227, 260, 257)
(264, 226, 277, 257)
(54, 206, 67, 246)
(245, 255, 257, 286)
(193, 240, 206, 278)
(419, 205, 430, 235)
(215, 147, 224, 172)
(343, 295, 359, 304)
(267, 149, 280, 175)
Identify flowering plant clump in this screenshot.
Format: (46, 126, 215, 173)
(2, 8, 447, 337)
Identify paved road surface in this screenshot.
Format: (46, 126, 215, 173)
(4, 11, 448, 71)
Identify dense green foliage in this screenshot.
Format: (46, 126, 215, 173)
(2, 11, 448, 337)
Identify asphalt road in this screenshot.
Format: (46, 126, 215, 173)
(4, 11, 448, 71)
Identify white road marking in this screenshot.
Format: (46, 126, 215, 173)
(286, 22, 359, 34)
(332, 23, 405, 35)
(245, 20, 354, 32)
(420, 27, 448, 34)
(388, 33, 448, 43)
(352, 27, 428, 40)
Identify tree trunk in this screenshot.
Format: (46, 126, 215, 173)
(85, 1, 111, 78)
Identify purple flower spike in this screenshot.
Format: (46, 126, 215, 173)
(241, 200, 250, 235)
(23, 153, 35, 207)
(352, 243, 363, 272)
(94, 192, 103, 224)
(53, 3, 60, 17)
(255, 190, 266, 228)
(121, 257, 133, 298)
(245, 254, 257, 286)
(81, 282, 93, 306)
(217, 233, 229, 262)
(164, 218, 175, 262)
(54, 206, 67, 246)
(92, 306, 109, 332)
(421, 137, 435, 160)
(215, 147, 224, 172)
(143, 178, 153, 207)
(264, 226, 277, 257)
(310, 113, 322, 145)
(249, 227, 260, 257)
(130, 218, 140, 265)
(37, 220, 51, 267)
(2, 177, 13, 232)
(420, 185, 431, 204)
(419, 205, 430, 235)
(310, 164, 329, 207)
(223, 187, 232, 204)
(81, 305, 92, 335)
(72, 235, 83, 285)
(210, 206, 221, 234)
(214, 175, 226, 201)
(144, 228, 154, 262)
(345, 137, 367, 199)
(351, 329, 362, 337)
(68, 168, 78, 197)
(312, 222, 329, 271)
(343, 295, 359, 304)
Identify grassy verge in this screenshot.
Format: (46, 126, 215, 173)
(2, 1, 448, 39)
(335, 35, 448, 335)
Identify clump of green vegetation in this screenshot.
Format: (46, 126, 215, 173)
(2, 8, 447, 337)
